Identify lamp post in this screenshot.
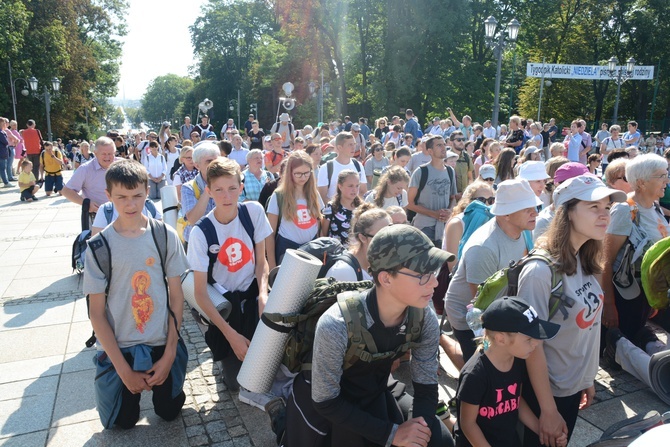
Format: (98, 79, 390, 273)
(605, 56, 636, 124)
(26, 76, 61, 141)
(484, 16, 520, 129)
(309, 71, 330, 124)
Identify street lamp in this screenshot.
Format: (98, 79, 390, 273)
(25, 76, 61, 141)
(605, 56, 636, 124)
(484, 16, 520, 129)
(309, 71, 330, 124)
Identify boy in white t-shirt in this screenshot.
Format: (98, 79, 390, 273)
(186, 157, 272, 392)
(317, 132, 367, 203)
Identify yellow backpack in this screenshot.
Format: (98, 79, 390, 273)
(176, 180, 200, 242)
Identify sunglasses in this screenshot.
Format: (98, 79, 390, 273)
(474, 196, 495, 205)
(616, 175, 628, 182)
(374, 148, 384, 152)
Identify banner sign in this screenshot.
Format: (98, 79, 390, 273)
(526, 63, 654, 80)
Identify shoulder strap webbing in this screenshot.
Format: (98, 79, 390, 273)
(144, 199, 158, 218)
(272, 191, 284, 240)
(326, 160, 334, 189)
(148, 219, 177, 331)
(414, 165, 429, 204)
(337, 292, 425, 370)
(85, 232, 112, 348)
(81, 198, 91, 232)
(103, 203, 114, 225)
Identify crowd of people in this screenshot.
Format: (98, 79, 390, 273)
(3, 108, 670, 447)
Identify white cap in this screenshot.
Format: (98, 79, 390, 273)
(445, 150, 458, 160)
(490, 178, 543, 216)
(553, 175, 626, 207)
(518, 161, 549, 181)
(479, 164, 496, 180)
(279, 113, 290, 122)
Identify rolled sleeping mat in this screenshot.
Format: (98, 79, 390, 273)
(161, 185, 179, 231)
(649, 350, 670, 406)
(181, 270, 232, 322)
(237, 249, 322, 394)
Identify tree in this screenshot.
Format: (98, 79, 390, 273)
(141, 75, 194, 127)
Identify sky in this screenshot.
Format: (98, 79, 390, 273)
(115, 0, 207, 101)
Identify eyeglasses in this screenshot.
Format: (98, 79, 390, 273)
(474, 196, 495, 205)
(650, 174, 669, 180)
(396, 270, 437, 286)
(374, 148, 384, 152)
(616, 175, 628, 182)
(293, 170, 312, 178)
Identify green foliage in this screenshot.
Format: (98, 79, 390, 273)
(140, 75, 194, 126)
(1, 0, 127, 138)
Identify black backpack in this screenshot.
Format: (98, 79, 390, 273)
(71, 199, 91, 273)
(298, 237, 363, 281)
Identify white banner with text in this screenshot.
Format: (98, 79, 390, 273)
(526, 63, 654, 80)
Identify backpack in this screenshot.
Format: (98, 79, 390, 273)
(72, 199, 91, 273)
(407, 164, 455, 223)
(297, 237, 363, 281)
(325, 159, 362, 190)
(473, 248, 575, 321)
(40, 148, 63, 174)
(262, 277, 424, 373)
(271, 122, 294, 145)
(84, 218, 170, 347)
(101, 200, 159, 226)
(195, 203, 255, 285)
(176, 179, 202, 242)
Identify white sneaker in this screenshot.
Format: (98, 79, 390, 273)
(238, 388, 275, 411)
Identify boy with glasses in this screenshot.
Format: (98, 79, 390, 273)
(283, 225, 456, 447)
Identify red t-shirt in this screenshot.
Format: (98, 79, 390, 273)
(22, 128, 42, 155)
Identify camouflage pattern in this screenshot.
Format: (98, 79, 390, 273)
(367, 224, 455, 274)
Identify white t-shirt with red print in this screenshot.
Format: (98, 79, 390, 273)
(187, 202, 272, 293)
(266, 194, 324, 245)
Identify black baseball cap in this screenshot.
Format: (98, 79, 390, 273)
(482, 297, 560, 340)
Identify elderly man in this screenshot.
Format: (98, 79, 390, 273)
(239, 149, 272, 202)
(61, 137, 117, 213)
(180, 143, 219, 246)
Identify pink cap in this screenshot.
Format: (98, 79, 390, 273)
(554, 162, 589, 185)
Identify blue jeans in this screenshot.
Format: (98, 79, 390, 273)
(6, 147, 15, 179)
(0, 159, 9, 184)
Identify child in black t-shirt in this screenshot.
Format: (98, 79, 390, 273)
(455, 297, 564, 447)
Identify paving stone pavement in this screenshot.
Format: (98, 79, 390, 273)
(0, 170, 669, 446)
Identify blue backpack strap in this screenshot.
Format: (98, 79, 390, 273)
(103, 202, 114, 225)
(195, 217, 219, 285)
(144, 199, 158, 218)
(237, 203, 255, 243)
(522, 230, 534, 252)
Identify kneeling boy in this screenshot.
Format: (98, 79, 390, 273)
(284, 224, 456, 447)
(186, 157, 271, 391)
(84, 160, 189, 428)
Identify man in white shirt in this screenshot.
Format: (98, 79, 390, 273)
(228, 134, 249, 168)
(482, 120, 497, 139)
(220, 118, 237, 140)
(317, 131, 367, 203)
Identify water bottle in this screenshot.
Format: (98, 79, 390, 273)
(466, 304, 484, 337)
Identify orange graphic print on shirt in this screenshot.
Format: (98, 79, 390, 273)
(218, 237, 253, 273)
(295, 204, 316, 230)
(131, 270, 154, 333)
